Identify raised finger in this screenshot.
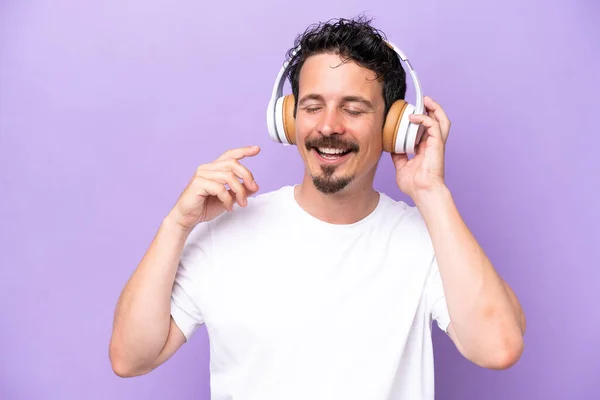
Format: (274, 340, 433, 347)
(215, 145, 261, 162)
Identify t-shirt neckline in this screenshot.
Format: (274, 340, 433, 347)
(284, 184, 385, 230)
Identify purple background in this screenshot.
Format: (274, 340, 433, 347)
(1, 0, 598, 399)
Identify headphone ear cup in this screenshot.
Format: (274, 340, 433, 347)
(282, 94, 296, 145)
(382, 100, 409, 153)
(274, 94, 296, 145)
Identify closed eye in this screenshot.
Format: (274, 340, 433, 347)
(345, 109, 364, 116)
(301, 106, 366, 116)
(303, 106, 322, 114)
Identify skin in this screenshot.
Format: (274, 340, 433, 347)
(109, 50, 525, 378)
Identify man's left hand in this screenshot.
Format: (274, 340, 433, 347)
(390, 96, 451, 203)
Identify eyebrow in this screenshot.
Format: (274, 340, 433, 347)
(298, 94, 375, 110)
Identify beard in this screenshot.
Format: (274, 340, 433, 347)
(312, 166, 353, 194)
(305, 135, 359, 195)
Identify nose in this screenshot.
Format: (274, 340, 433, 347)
(316, 107, 345, 136)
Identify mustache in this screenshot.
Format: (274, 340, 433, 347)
(304, 136, 360, 152)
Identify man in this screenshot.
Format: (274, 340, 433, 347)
(109, 16, 525, 400)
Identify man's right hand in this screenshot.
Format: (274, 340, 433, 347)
(168, 145, 261, 230)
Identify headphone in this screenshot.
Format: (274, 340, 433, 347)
(266, 41, 425, 154)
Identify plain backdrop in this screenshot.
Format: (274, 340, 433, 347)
(1, 0, 599, 399)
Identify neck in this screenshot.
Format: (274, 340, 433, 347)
(294, 173, 380, 225)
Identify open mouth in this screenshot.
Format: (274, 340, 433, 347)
(313, 147, 354, 162)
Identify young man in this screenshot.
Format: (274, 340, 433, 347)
(109, 17, 525, 400)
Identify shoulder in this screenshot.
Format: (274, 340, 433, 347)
(376, 192, 433, 248)
(377, 192, 428, 230)
(204, 185, 291, 230)
(376, 193, 437, 278)
(184, 186, 290, 249)
(246, 185, 292, 207)
(234, 185, 291, 216)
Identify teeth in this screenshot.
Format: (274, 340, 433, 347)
(318, 147, 348, 155)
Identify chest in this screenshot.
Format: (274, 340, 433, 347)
(197, 222, 432, 350)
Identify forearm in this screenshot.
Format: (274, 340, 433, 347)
(415, 185, 524, 365)
(109, 214, 191, 372)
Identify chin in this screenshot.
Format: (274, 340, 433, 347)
(309, 164, 355, 195)
(312, 176, 354, 195)
(300, 146, 368, 194)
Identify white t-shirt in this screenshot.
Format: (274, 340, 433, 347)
(170, 185, 451, 400)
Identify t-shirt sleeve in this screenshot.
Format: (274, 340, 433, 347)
(170, 222, 213, 341)
(424, 256, 451, 333)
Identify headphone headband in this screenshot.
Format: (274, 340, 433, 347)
(268, 46, 299, 111)
(268, 41, 423, 120)
(385, 41, 424, 116)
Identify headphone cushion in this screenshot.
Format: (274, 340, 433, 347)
(382, 100, 409, 153)
(274, 97, 286, 144)
(282, 94, 296, 145)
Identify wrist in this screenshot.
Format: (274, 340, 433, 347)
(163, 211, 195, 237)
(413, 183, 453, 213)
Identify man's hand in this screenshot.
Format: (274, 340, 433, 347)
(169, 145, 261, 230)
(390, 96, 450, 202)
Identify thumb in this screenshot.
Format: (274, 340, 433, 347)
(390, 152, 409, 170)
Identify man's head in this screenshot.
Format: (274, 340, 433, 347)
(286, 16, 407, 195)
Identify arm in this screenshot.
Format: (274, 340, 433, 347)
(109, 146, 260, 377)
(416, 185, 525, 370)
(108, 146, 260, 377)
(109, 214, 192, 377)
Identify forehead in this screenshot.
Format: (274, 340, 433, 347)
(297, 52, 383, 99)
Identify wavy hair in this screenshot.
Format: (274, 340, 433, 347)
(285, 15, 407, 119)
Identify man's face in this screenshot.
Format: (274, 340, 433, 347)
(294, 52, 386, 195)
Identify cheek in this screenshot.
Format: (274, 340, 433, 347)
(359, 128, 384, 154)
(371, 130, 384, 148)
(294, 117, 312, 145)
